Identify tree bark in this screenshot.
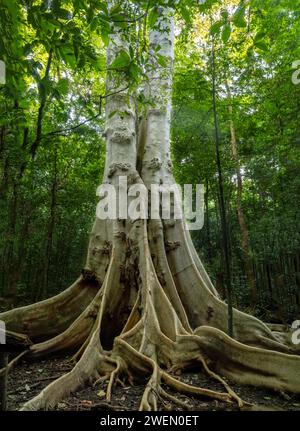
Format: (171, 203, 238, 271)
(211, 41, 233, 337)
(30, 48, 54, 159)
(204, 177, 212, 261)
(38, 148, 58, 300)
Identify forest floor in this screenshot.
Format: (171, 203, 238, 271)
(5, 356, 300, 411)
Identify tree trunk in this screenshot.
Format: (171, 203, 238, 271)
(204, 177, 212, 261)
(38, 148, 58, 300)
(30, 48, 53, 159)
(211, 41, 233, 337)
(3, 126, 30, 303)
(225, 81, 257, 310)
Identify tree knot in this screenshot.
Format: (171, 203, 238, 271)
(115, 231, 127, 241)
(166, 159, 173, 172)
(164, 240, 181, 252)
(93, 241, 112, 256)
(148, 158, 162, 171)
(110, 125, 134, 145)
(163, 219, 176, 229)
(81, 268, 98, 283)
(107, 163, 132, 178)
(127, 171, 141, 185)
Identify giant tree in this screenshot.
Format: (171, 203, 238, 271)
(1, 1, 300, 411)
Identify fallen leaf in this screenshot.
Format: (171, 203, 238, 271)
(97, 390, 106, 399)
(80, 400, 92, 406)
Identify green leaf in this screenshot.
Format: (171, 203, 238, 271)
(148, 7, 158, 27)
(110, 3, 122, 15)
(91, 55, 106, 71)
(156, 54, 168, 68)
(254, 41, 268, 52)
(180, 5, 191, 24)
(57, 8, 71, 20)
(87, 6, 94, 23)
(101, 28, 109, 47)
(129, 62, 142, 81)
(3, 0, 18, 21)
(233, 6, 247, 28)
(110, 50, 131, 69)
(78, 53, 86, 68)
(254, 31, 266, 43)
(108, 110, 118, 119)
(222, 23, 231, 43)
(111, 13, 127, 29)
(98, 11, 110, 23)
(56, 78, 69, 95)
(59, 45, 77, 68)
(97, 3, 108, 15)
(210, 21, 223, 35)
(90, 17, 98, 31)
(73, 40, 80, 60)
(18, 99, 30, 109)
(221, 10, 229, 21)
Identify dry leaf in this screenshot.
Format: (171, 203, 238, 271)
(81, 400, 92, 406)
(97, 390, 106, 398)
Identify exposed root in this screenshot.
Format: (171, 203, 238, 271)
(29, 290, 103, 358)
(197, 355, 244, 408)
(106, 359, 122, 403)
(159, 387, 192, 410)
(0, 350, 28, 378)
(139, 364, 160, 411)
(93, 374, 110, 387)
(161, 371, 233, 404)
(0, 277, 99, 341)
(1, 211, 299, 412)
(195, 326, 300, 394)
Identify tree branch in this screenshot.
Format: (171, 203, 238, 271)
(42, 85, 129, 138)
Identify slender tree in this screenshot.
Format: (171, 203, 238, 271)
(211, 40, 233, 337)
(225, 81, 257, 309)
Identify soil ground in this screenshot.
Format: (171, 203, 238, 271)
(5, 356, 300, 411)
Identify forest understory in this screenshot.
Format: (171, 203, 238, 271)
(5, 357, 300, 411)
